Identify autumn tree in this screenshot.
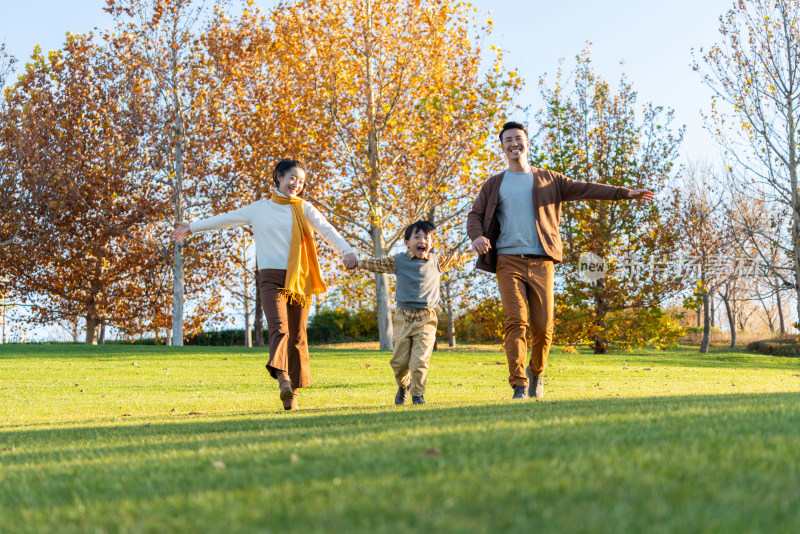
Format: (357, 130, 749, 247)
(0, 42, 18, 248)
(694, 0, 800, 332)
(105, 0, 237, 345)
(534, 49, 684, 353)
(4, 33, 174, 344)
(265, 0, 519, 349)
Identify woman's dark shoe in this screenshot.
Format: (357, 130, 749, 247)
(412, 395, 426, 405)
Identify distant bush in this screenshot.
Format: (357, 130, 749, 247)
(747, 337, 800, 357)
(454, 297, 505, 344)
(307, 308, 379, 343)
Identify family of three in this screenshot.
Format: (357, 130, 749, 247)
(170, 121, 654, 410)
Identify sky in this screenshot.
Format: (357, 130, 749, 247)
(1, 0, 735, 164)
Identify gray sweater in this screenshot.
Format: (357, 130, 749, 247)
(394, 252, 441, 310)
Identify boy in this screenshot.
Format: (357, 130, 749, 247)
(357, 220, 474, 405)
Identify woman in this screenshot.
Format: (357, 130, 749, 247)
(170, 158, 358, 410)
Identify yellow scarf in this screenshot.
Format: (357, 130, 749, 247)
(269, 191, 327, 307)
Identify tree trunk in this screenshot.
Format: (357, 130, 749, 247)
(709, 290, 716, 328)
(776, 284, 786, 335)
(700, 292, 711, 354)
(722, 294, 736, 349)
(170, 43, 185, 347)
(374, 271, 393, 350)
(254, 267, 264, 347)
(98, 322, 106, 345)
(593, 280, 607, 354)
(696, 308, 701, 328)
(787, 93, 800, 336)
(363, 8, 392, 351)
(445, 280, 456, 348)
(85, 315, 98, 345)
(243, 239, 252, 348)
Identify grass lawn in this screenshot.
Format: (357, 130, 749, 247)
(2, 343, 800, 533)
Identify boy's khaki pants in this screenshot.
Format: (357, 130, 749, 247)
(391, 309, 438, 397)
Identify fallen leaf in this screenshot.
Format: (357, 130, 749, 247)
(131, 362, 139, 367)
(365, 363, 371, 369)
(188, 411, 203, 415)
(121, 413, 132, 417)
(422, 448, 442, 457)
(290, 453, 299, 463)
(212, 460, 226, 469)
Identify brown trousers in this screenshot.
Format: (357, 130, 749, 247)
(496, 255, 555, 387)
(259, 269, 312, 389)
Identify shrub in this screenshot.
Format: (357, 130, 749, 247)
(307, 308, 379, 343)
(747, 337, 800, 357)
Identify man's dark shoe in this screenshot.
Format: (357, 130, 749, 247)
(412, 395, 426, 405)
(512, 385, 528, 399)
(395, 385, 409, 405)
(526, 367, 544, 398)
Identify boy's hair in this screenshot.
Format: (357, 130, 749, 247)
(404, 219, 436, 241)
(498, 121, 529, 143)
(272, 158, 306, 187)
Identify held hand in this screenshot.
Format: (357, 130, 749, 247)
(342, 253, 358, 270)
(472, 236, 491, 255)
(628, 189, 655, 201)
(169, 221, 192, 242)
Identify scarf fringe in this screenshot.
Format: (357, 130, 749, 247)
(277, 288, 322, 308)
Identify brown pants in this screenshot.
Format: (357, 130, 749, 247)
(496, 255, 555, 387)
(259, 269, 312, 389)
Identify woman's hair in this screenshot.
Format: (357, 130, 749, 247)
(272, 158, 306, 188)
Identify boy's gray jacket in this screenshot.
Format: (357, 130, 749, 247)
(466, 168, 631, 272)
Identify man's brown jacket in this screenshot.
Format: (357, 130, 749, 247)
(466, 168, 631, 272)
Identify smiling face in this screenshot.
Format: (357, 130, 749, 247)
(404, 228, 434, 259)
(277, 166, 306, 198)
(501, 128, 530, 163)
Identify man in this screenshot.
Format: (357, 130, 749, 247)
(467, 121, 653, 399)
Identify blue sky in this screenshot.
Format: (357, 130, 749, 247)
(2, 0, 734, 164)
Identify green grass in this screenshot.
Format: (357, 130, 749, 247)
(2, 343, 800, 533)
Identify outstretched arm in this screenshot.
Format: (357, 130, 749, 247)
(358, 256, 396, 274)
(439, 250, 478, 273)
(627, 189, 655, 201)
(170, 221, 191, 242)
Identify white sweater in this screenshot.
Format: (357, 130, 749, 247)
(189, 196, 354, 270)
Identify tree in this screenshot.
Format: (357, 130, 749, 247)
(534, 49, 684, 353)
(268, 0, 520, 349)
(0, 42, 20, 248)
(694, 0, 800, 332)
(674, 162, 736, 353)
(4, 33, 172, 344)
(105, 0, 234, 345)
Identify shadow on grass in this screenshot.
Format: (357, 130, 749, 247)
(3, 391, 800, 533)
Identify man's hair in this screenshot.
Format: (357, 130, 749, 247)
(272, 158, 306, 187)
(404, 219, 436, 241)
(498, 121, 529, 143)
